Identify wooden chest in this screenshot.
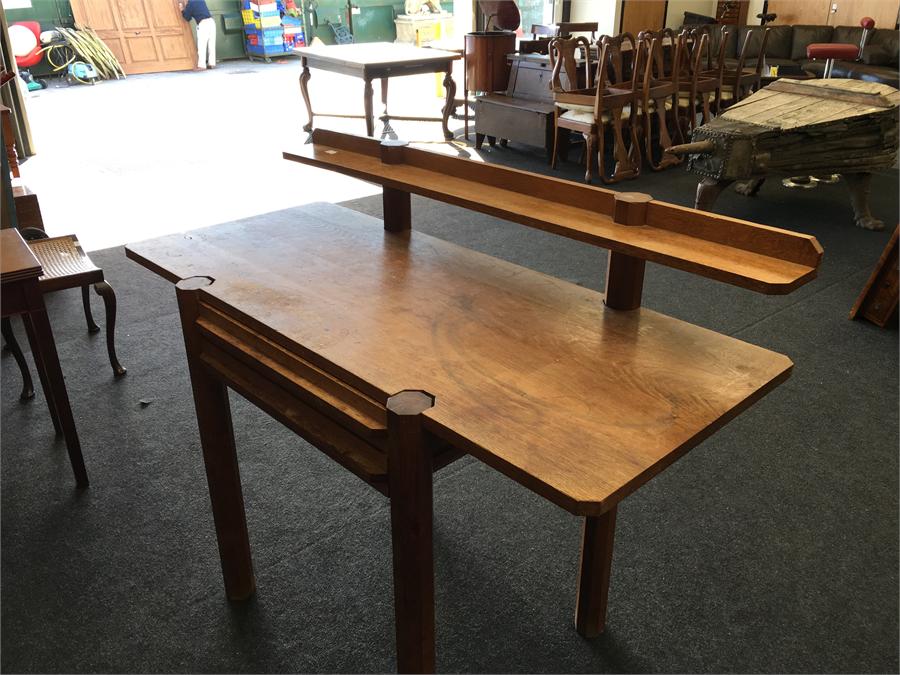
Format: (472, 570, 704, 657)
(474, 54, 576, 156)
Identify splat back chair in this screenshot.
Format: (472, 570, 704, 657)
(557, 21, 598, 41)
(549, 36, 597, 180)
(550, 36, 642, 183)
(720, 26, 770, 110)
(692, 25, 727, 111)
(636, 30, 684, 169)
(2, 234, 126, 402)
(673, 30, 721, 135)
(596, 32, 642, 183)
(521, 23, 558, 54)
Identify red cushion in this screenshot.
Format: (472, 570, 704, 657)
(10, 22, 43, 68)
(806, 43, 859, 60)
(860, 16, 875, 30)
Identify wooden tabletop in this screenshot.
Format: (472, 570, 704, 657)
(0, 228, 42, 284)
(126, 203, 793, 515)
(724, 78, 900, 130)
(294, 42, 461, 68)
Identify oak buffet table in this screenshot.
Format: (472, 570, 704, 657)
(295, 42, 461, 139)
(126, 130, 823, 673)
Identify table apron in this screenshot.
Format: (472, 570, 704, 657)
(1, 281, 35, 317)
(188, 299, 464, 490)
(365, 61, 454, 79)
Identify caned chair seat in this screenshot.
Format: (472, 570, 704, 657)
(29, 235, 103, 292)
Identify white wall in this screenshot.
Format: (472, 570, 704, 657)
(568, 0, 620, 35)
(567, 0, 728, 34)
(665, 0, 718, 28)
(746, 0, 765, 24)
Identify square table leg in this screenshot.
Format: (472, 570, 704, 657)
(387, 390, 436, 674)
(19, 279, 88, 487)
(364, 77, 376, 137)
(574, 508, 617, 637)
(176, 277, 256, 601)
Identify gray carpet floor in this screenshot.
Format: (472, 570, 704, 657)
(1, 150, 898, 673)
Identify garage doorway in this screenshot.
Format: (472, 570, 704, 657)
(70, 0, 196, 74)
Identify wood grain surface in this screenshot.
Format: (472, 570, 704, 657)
(0, 229, 42, 284)
(127, 203, 794, 515)
(294, 42, 460, 70)
(284, 130, 823, 293)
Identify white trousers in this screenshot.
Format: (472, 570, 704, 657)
(197, 17, 216, 68)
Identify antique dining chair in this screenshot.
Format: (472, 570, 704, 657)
(521, 23, 558, 54)
(672, 30, 722, 135)
(595, 32, 642, 183)
(719, 27, 771, 110)
(557, 21, 598, 41)
(549, 35, 596, 180)
(692, 25, 728, 110)
(2, 233, 126, 402)
(550, 35, 641, 184)
(635, 29, 684, 170)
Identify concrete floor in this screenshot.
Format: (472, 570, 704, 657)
(18, 57, 470, 251)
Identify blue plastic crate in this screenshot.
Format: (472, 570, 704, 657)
(247, 43, 292, 56)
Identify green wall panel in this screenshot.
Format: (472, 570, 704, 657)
(306, 0, 453, 44)
(6, 0, 460, 73)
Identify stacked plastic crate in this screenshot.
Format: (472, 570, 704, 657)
(242, 0, 305, 61)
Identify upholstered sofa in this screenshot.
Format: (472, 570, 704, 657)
(683, 23, 900, 88)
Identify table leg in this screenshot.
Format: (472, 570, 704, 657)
(176, 277, 256, 601)
(463, 53, 468, 140)
(21, 311, 61, 434)
(844, 172, 884, 231)
(2, 316, 35, 401)
(383, 187, 411, 233)
(441, 67, 457, 141)
(20, 280, 88, 487)
(574, 507, 617, 637)
(299, 59, 314, 133)
(695, 177, 733, 211)
(387, 390, 436, 674)
(381, 77, 390, 117)
(364, 77, 375, 137)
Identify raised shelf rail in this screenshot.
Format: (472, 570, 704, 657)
(284, 128, 823, 295)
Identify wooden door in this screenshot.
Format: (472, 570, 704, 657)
(620, 0, 667, 35)
(766, 0, 831, 24)
(70, 0, 197, 75)
(828, 0, 899, 27)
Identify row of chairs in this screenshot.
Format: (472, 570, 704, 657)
(548, 25, 771, 183)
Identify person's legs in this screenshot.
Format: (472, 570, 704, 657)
(206, 18, 216, 67)
(196, 19, 211, 69)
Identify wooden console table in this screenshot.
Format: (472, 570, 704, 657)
(1, 229, 87, 487)
(295, 43, 461, 139)
(126, 129, 822, 672)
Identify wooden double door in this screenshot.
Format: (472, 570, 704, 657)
(70, 0, 197, 75)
